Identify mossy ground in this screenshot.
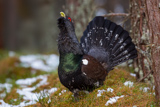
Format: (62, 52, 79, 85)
(32, 70, 156, 107)
(0, 51, 157, 107)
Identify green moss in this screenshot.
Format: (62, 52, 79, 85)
(32, 68, 156, 107)
(0, 56, 47, 83)
(0, 53, 156, 106)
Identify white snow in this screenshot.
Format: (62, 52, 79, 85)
(0, 100, 14, 107)
(140, 87, 150, 92)
(0, 99, 39, 107)
(124, 81, 134, 88)
(153, 92, 155, 95)
(8, 51, 16, 57)
(107, 88, 114, 93)
(16, 75, 48, 87)
(59, 89, 67, 96)
(133, 105, 137, 107)
(14, 87, 57, 106)
(105, 95, 124, 106)
(153, 86, 155, 90)
(0, 54, 59, 106)
(97, 88, 114, 97)
(19, 54, 59, 72)
(0, 83, 12, 93)
(0, 83, 12, 98)
(14, 75, 57, 106)
(1, 75, 58, 106)
(97, 89, 106, 97)
(130, 73, 136, 77)
(0, 92, 6, 98)
(17, 87, 57, 101)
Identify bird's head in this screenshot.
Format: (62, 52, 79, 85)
(57, 12, 75, 32)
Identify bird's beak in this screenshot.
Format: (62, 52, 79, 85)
(60, 12, 66, 18)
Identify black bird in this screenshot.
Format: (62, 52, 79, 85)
(57, 12, 137, 97)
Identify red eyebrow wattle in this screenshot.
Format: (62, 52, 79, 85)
(68, 17, 71, 22)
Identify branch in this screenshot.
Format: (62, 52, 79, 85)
(103, 13, 130, 17)
(137, 70, 152, 82)
(135, 46, 152, 65)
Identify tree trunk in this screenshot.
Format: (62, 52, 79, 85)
(0, 1, 3, 49)
(130, 0, 153, 83)
(65, 0, 95, 38)
(4, 0, 18, 50)
(145, 0, 160, 104)
(130, 0, 160, 105)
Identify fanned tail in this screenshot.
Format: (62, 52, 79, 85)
(80, 16, 137, 72)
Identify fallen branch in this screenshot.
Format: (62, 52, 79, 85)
(103, 13, 130, 17)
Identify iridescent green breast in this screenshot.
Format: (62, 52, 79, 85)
(59, 53, 82, 73)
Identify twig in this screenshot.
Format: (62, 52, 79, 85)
(137, 70, 152, 82)
(135, 46, 152, 65)
(103, 13, 130, 17)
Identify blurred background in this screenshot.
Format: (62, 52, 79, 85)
(0, 0, 129, 54)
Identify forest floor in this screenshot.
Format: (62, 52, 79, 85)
(0, 51, 157, 107)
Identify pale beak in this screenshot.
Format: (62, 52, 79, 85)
(60, 12, 66, 18)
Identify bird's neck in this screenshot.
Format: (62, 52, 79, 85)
(58, 29, 83, 73)
(59, 53, 82, 73)
(58, 27, 82, 54)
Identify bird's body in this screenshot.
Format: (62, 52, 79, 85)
(57, 12, 137, 96)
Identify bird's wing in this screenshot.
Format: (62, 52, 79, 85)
(81, 54, 107, 81)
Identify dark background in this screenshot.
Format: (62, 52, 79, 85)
(0, 0, 129, 53)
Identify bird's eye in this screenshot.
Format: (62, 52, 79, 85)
(68, 17, 72, 22)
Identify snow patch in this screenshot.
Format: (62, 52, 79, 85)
(13, 75, 58, 106)
(59, 90, 67, 96)
(0, 83, 12, 98)
(16, 75, 48, 87)
(16, 87, 58, 106)
(97, 88, 114, 97)
(0, 83, 12, 93)
(19, 54, 59, 72)
(97, 89, 106, 97)
(140, 87, 150, 92)
(153, 86, 155, 90)
(130, 73, 136, 77)
(8, 51, 16, 57)
(133, 105, 137, 107)
(124, 81, 134, 88)
(0, 100, 14, 107)
(107, 88, 114, 93)
(105, 95, 124, 106)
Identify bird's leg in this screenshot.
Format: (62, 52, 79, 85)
(73, 89, 80, 100)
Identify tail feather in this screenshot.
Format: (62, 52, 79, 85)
(112, 31, 130, 54)
(80, 16, 137, 72)
(112, 50, 137, 67)
(113, 43, 135, 60)
(113, 37, 132, 56)
(109, 26, 124, 48)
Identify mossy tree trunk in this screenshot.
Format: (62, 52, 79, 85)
(130, 0, 160, 105)
(65, 0, 95, 38)
(145, 0, 160, 105)
(130, 0, 153, 83)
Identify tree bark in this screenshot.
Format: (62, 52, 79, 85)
(145, 0, 160, 104)
(130, 0, 160, 104)
(130, 0, 152, 83)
